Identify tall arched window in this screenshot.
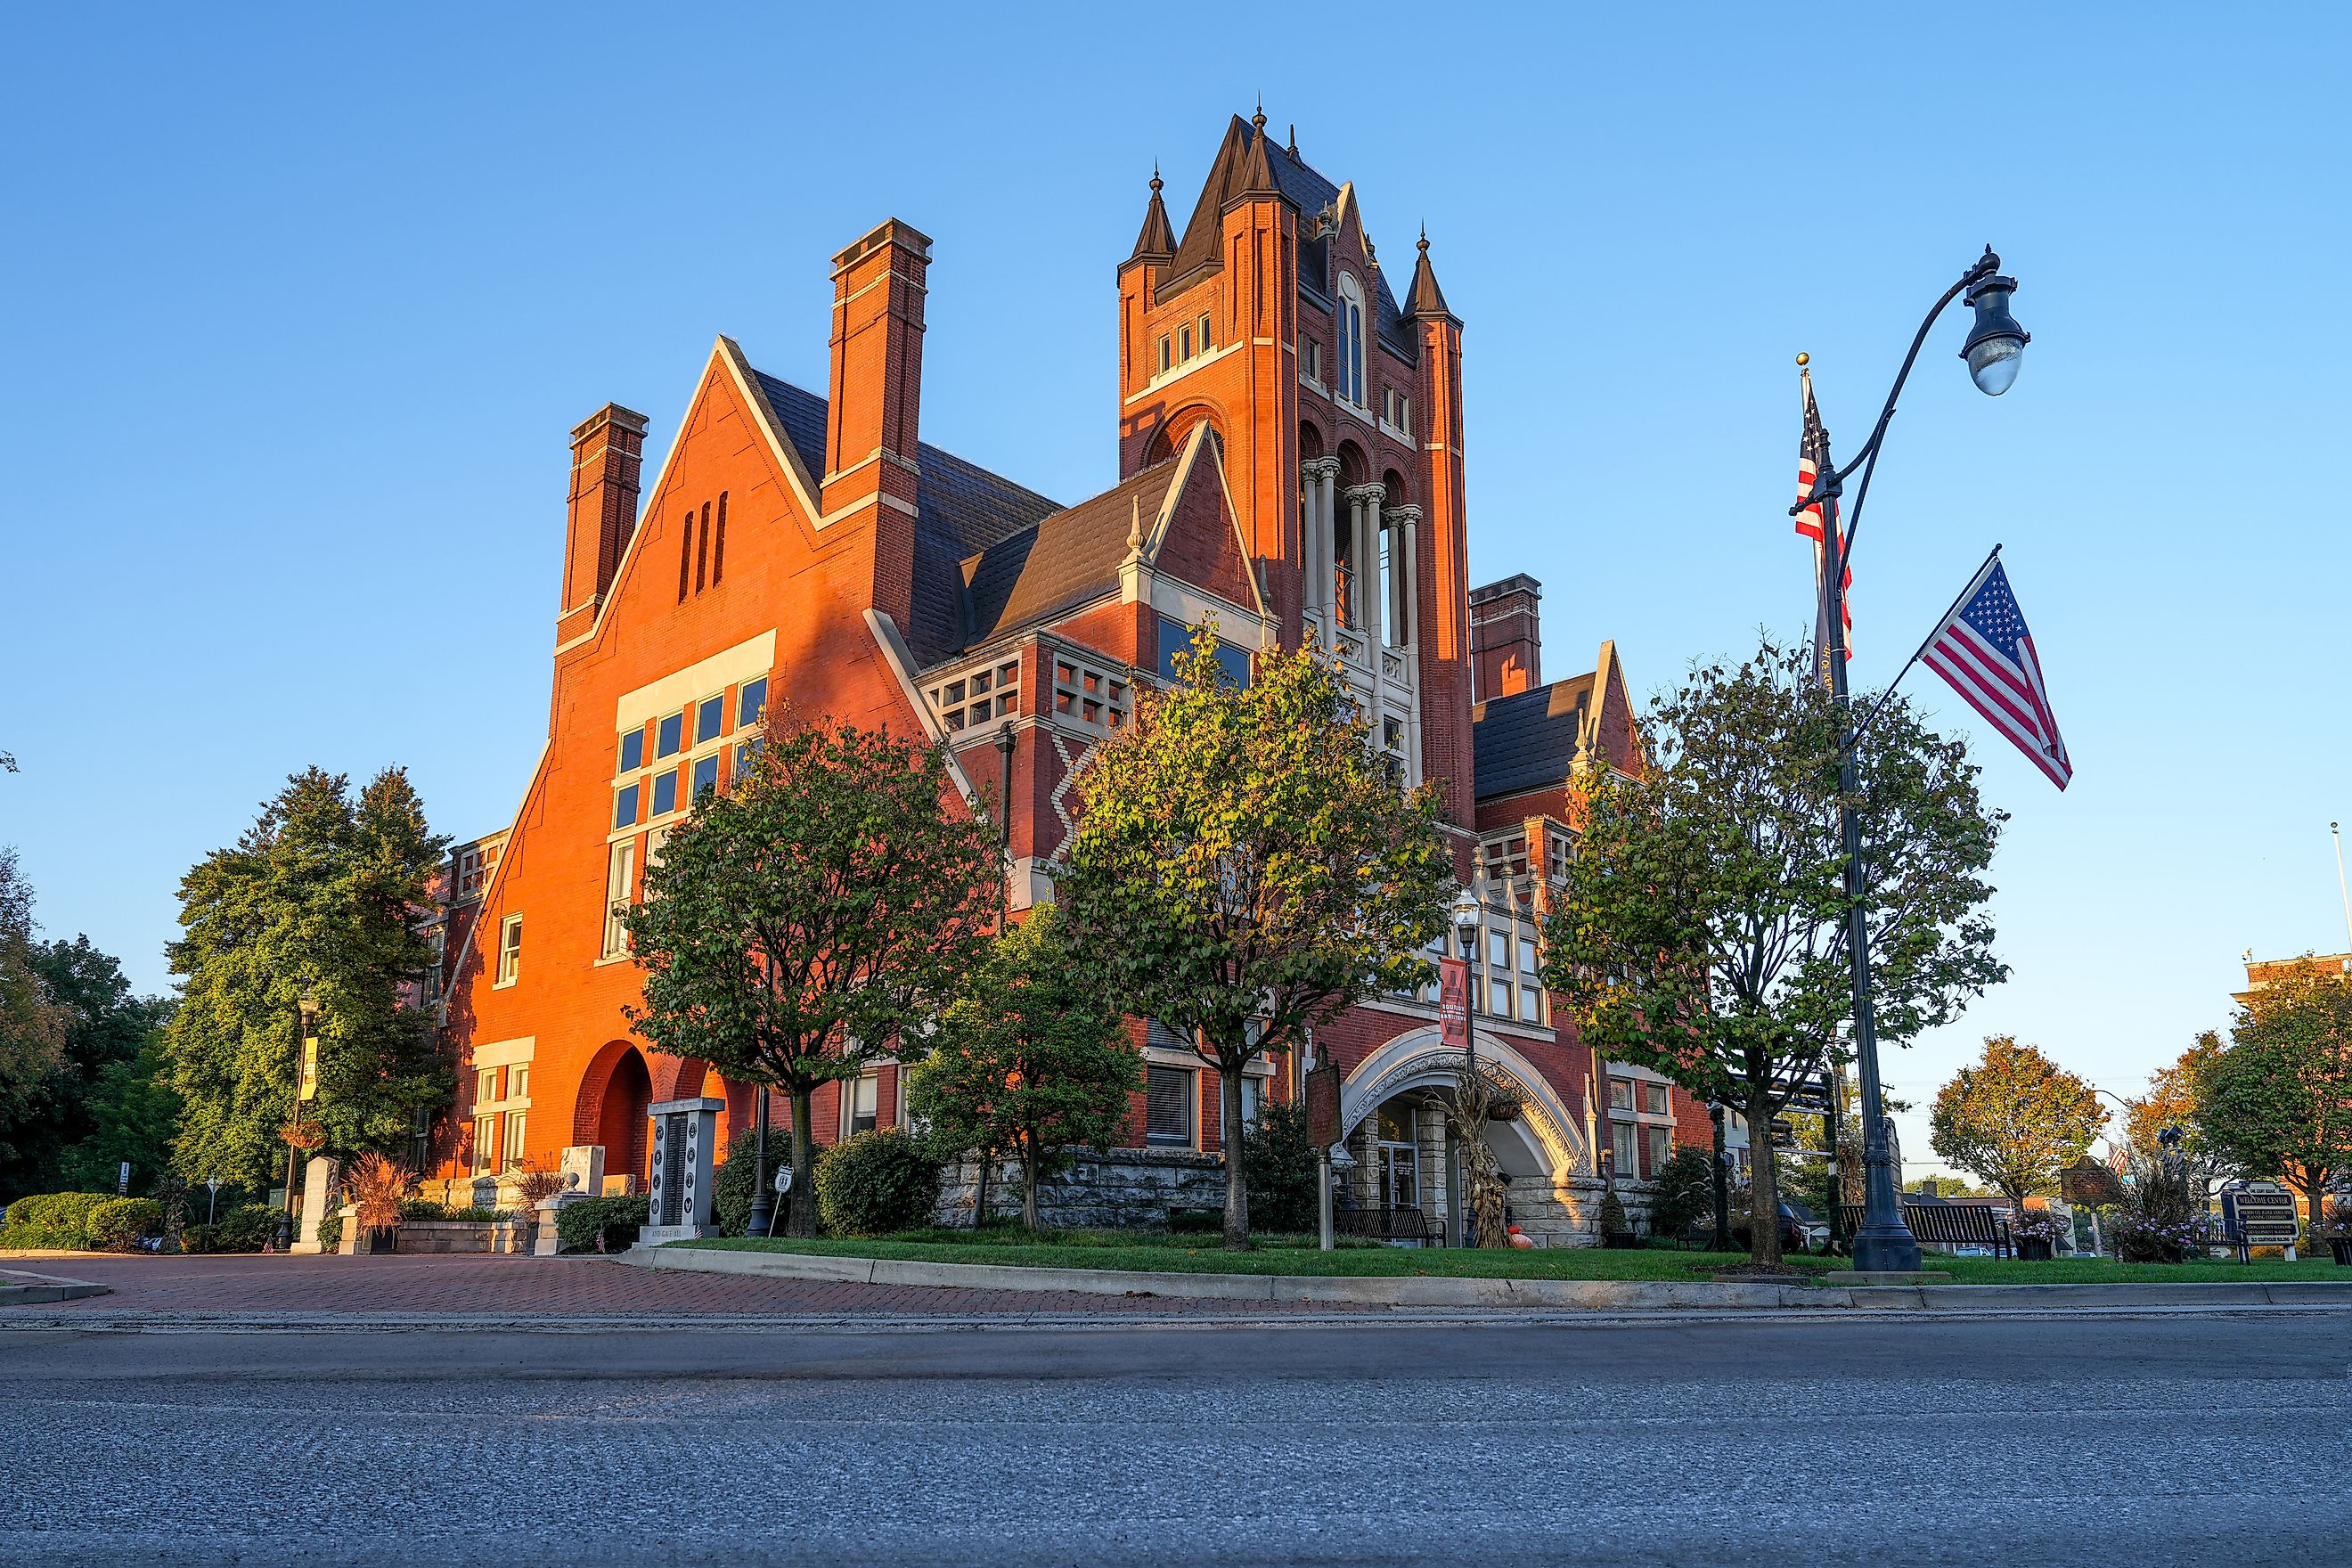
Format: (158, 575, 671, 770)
(1336, 274, 1367, 408)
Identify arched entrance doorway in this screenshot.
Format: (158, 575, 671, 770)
(1337, 1027, 1593, 1245)
(575, 1042, 653, 1192)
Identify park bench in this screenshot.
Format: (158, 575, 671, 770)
(1333, 1205, 1440, 1246)
(1837, 1203, 2013, 1258)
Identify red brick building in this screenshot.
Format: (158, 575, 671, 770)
(424, 112, 1704, 1241)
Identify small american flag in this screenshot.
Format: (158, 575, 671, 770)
(1796, 368, 1852, 649)
(1922, 552, 2073, 789)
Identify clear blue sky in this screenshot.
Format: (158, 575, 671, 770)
(5, 6, 2346, 1174)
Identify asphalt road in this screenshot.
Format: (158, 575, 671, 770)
(4, 1311, 2347, 1566)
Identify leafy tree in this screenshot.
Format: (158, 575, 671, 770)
(56, 1032, 183, 1196)
(902, 905, 1139, 1231)
(164, 768, 451, 1189)
(0, 936, 175, 1197)
(1058, 630, 1452, 1248)
(624, 715, 1000, 1237)
(2126, 1031, 2230, 1201)
(2199, 960, 2352, 1236)
(0, 849, 69, 1187)
(1927, 1036, 2108, 1214)
(1545, 634, 2005, 1265)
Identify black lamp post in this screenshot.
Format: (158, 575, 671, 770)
(1792, 247, 2029, 1274)
(276, 990, 319, 1254)
(745, 1085, 775, 1237)
(1708, 1104, 1733, 1251)
(1450, 886, 1482, 1246)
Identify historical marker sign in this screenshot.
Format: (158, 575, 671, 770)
(2222, 1180, 2301, 1248)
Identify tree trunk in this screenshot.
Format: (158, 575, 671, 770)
(1221, 1060, 1250, 1250)
(974, 1145, 992, 1229)
(1747, 1084, 1782, 1267)
(1021, 1138, 1041, 1233)
(788, 1087, 818, 1238)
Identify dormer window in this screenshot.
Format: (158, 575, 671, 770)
(1335, 274, 1367, 408)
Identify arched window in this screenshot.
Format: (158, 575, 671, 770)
(1335, 274, 1367, 408)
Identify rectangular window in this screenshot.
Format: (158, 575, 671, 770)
(691, 754, 719, 800)
(472, 1115, 498, 1176)
(619, 729, 645, 773)
(738, 676, 768, 731)
(495, 915, 522, 985)
(849, 1074, 879, 1136)
(613, 783, 640, 831)
(651, 770, 679, 817)
(510, 1065, 529, 1101)
(1612, 1122, 1639, 1178)
(645, 826, 672, 873)
(1197, 314, 1213, 353)
(1178, 324, 1192, 360)
(1239, 1074, 1262, 1128)
(1157, 336, 1172, 374)
(1517, 984, 1541, 1024)
(477, 1067, 499, 1107)
(657, 712, 683, 759)
(1156, 616, 1252, 688)
(1146, 1066, 1196, 1147)
(503, 1110, 527, 1172)
(1304, 338, 1321, 384)
(1608, 1078, 1634, 1113)
(1487, 927, 1510, 969)
(735, 739, 761, 779)
(1645, 1082, 1670, 1116)
(697, 695, 725, 743)
(1646, 1124, 1671, 1176)
(603, 841, 635, 958)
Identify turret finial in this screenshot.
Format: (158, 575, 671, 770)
(1150, 159, 1162, 195)
(1127, 497, 1145, 555)
(1287, 123, 1298, 158)
(1418, 223, 1429, 256)
(1253, 94, 1266, 132)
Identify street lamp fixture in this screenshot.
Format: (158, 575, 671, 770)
(1790, 245, 2031, 1274)
(278, 988, 321, 1253)
(1960, 257, 2030, 396)
(1450, 887, 1481, 951)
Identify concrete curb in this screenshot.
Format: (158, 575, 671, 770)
(0, 1269, 112, 1305)
(625, 1245, 2352, 1312)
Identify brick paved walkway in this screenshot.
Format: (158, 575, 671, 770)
(0, 1252, 1381, 1320)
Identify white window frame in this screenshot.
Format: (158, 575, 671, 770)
(1145, 1064, 1197, 1148)
(1335, 274, 1368, 409)
(601, 840, 636, 960)
(494, 914, 522, 987)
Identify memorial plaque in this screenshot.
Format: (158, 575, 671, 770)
(1305, 1061, 1341, 1147)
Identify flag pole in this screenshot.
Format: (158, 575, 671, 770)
(1847, 543, 2003, 751)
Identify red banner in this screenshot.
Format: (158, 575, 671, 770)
(1439, 958, 1469, 1052)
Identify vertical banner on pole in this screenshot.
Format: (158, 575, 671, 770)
(1439, 959, 1469, 1053)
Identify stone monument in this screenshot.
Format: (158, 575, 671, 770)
(641, 1097, 723, 1245)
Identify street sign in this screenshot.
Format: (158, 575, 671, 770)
(118, 1161, 131, 1195)
(2222, 1181, 2300, 1248)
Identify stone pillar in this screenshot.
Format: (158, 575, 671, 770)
(1300, 458, 1341, 641)
(640, 1097, 723, 1245)
(559, 1143, 606, 1200)
(1387, 504, 1422, 648)
(1342, 484, 1385, 650)
(292, 1156, 338, 1254)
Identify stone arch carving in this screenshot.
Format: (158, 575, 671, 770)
(1337, 1025, 1589, 1180)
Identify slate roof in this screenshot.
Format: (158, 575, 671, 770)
(1471, 674, 1596, 802)
(749, 368, 1184, 668)
(1165, 116, 1418, 361)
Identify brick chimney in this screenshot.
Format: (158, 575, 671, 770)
(559, 403, 648, 639)
(1469, 574, 1542, 700)
(821, 218, 931, 628)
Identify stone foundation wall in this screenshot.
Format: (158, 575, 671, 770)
(935, 1147, 1229, 1229)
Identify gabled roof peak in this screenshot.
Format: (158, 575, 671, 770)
(1126, 163, 1174, 265)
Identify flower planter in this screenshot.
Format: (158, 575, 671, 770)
(1487, 1101, 1523, 1123)
(2017, 1238, 2054, 1261)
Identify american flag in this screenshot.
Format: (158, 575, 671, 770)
(1922, 552, 2073, 789)
(1796, 367, 1852, 650)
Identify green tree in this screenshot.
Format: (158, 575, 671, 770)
(164, 767, 451, 1189)
(902, 905, 1139, 1231)
(1544, 634, 2005, 1265)
(1927, 1036, 2107, 1214)
(10, 937, 175, 1193)
(624, 715, 1000, 1237)
(2126, 1031, 2229, 1202)
(1058, 630, 1452, 1248)
(57, 1029, 183, 1195)
(0, 849, 69, 1188)
(2199, 960, 2352, 1236)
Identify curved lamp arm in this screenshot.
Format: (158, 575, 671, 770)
(1788, 248, 2004, 562)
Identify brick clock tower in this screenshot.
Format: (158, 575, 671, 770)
(422, 109, 1695, 1249)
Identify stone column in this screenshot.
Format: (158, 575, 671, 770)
(1342, 484, 1386, 646)
(1300, 459, 1341, 638)
(292, 1155, 338, 1254)
(1386, 504, 1422, 649)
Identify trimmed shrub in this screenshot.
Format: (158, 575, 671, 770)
(1647, 1148, 1718, 1242)
(315, 1212, 343, 1252)
(815, 1129, 943, 1237)
(1600, 1188, 1630, 1237)
(0, 1223, 85, 1250)
(5, 1192, 113, 1239)
(556, 1194, 649, 1254)
(714, 1139, 764, 1237)
(87, 1197, 162, 1252)
(400, 1200, 505, 1222)
(1241, 1099, 1318, 1234)
(184, 1204, 283, 1254)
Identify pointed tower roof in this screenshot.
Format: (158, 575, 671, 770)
(1165, 114, 1304, 288)
(1406, 227, 1456, 323)
(1127, 166, 1174, 264)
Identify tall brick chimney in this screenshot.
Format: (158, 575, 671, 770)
(1469, 574, 1542, 700)
(559, 403, 648, 638)
(821, 218, 930, 628)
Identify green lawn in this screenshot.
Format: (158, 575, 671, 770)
(669, 1229, 2352, 1285)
